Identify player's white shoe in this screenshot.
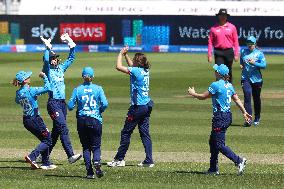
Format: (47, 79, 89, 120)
(137, 162, 155, 168)
(253, 118, 261, 126)
(107, 160, 126, 167)
(237, 158, 247, 175)
(68, 154, 82, 164)
(40, 164, 57, 170)
(86, 175, 95, 179)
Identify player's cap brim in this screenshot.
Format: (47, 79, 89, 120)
(25, 71, 32, 79)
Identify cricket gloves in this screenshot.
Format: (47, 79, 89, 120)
(40, 36, 52, 50)
(60, 33, 76, 48)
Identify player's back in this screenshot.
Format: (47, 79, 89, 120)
(129, 67, 150, 105)
(75, 83, 106, 121)
(209, 80, 235, 113)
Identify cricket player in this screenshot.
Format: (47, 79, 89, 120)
(107, 47, 154, 167)
(68, 67, 108, 179)
(40, 34, 81, 163)
(240, 36, 267, 127)
(13, 70, 56, 170)
(187, 64, 251, 175)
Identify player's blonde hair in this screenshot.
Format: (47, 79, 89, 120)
(10, 78, 26, 87)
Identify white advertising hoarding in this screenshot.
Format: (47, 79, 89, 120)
(18, 0, 284, 16)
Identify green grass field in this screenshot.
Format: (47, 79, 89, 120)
(0, 52, 283, 188)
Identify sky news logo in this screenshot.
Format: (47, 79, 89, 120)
(31, 23, 106, 42)
(60, 23, 106, 42)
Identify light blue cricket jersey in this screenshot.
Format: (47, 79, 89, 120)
(42, 48, 75, 99)
(208, 79, 236, 113)
(240, 48, 267, 83)
(68, 82, 108, 123)
(15, 76, 51, 116)
(128, 67, 151, 105)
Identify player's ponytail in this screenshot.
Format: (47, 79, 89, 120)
(11, 78, 20, 87)
(133, 53, 151, 70)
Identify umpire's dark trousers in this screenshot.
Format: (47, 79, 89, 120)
(214, 48, 234, 83)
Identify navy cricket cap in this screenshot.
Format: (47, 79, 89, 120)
(213, 64, 229, 76)
(82, 67, 94, 78)
(16, 71, 32, 83)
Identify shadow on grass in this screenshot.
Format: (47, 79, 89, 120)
(44, 174, 85, 179)
(173, 170, 206, 175)
(230, 123, 242, 127)
(0, 159, 64, 166)
(0, 166, 31, 170)
(173, 170, 235, 176)
(0, 159, 26, 163)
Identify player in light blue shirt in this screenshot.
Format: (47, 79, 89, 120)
(68, 67, 108, 179)
(40, 34, 82, 164)
(188, 64, 251, 175)
(107, 47, 154, 168)
(240, 36, 267, 126)
(13, 71, 56, 170)
(208, 77, 236, 113)
(15, 72, 50, 117)
(128, 66, 151, 105)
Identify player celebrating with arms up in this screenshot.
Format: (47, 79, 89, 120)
(68, 67, 108, 179)
(13, 71, 56, 170)
(40, 34, 81, 163)
(107, 47, 154, 167)
(187, 64, 251, 175)
(240, 36, 267, 127)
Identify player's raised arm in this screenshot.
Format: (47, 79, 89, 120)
(40, 36, 52, 73)
(116, 48, 129, 74)
(122, 46, 134, 67)
(60, 33, 76, 72)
